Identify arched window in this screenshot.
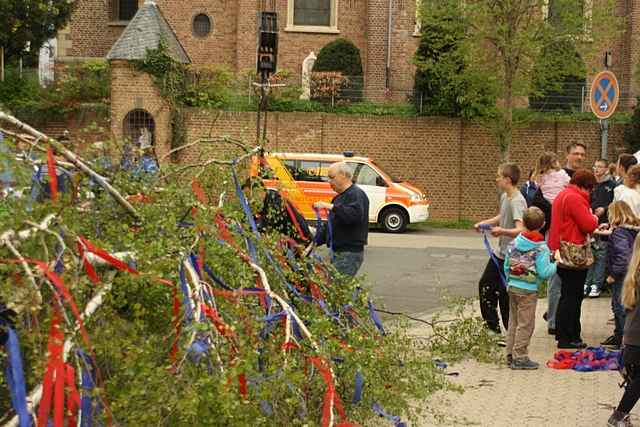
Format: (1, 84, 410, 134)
(111, 0, 139, 22)
(123, 109, 155, 148)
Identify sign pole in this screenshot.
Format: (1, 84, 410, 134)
(602, 58, 609, 160)
(589, 67, 619, 159)
(600, 119, 608, 159)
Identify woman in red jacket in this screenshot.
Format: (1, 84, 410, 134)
(548, 169, 599, 349)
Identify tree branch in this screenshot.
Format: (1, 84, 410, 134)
(0, 111, 140, 221)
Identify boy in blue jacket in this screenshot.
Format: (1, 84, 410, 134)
(504, 207, 557, 369)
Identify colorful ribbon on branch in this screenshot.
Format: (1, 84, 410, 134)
(47, 145, 58, 204)
(478, 224, 507, 287)
(4, 325, 31, 427)
(372, 403, 407, 427)
(37, 310, 81, 427)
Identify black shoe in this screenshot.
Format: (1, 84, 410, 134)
(543, 312, 548, 322)
(558, 341, 588, 349)
(548, 328, 556, 335)
(601, 335, 622, 347)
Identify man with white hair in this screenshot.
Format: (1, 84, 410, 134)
(312, 162, 370, 276)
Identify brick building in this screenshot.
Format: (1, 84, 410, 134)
(60, 0, 640, 104)
(63, 0, 430, 100)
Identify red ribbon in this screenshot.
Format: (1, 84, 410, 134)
(76, 240, 100, 286)
(284, 201, 309, 241)
(77, 237, 138, 276)
(308, 356, 351, 427)
(191, 179, 208, 204)
(46, 145, 58, 204)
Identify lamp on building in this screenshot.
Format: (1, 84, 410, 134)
(257, 12, 278, 79)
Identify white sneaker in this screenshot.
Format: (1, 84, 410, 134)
(588, 287, 601, 298)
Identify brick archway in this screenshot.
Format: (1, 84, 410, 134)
(123, 109, 155, 148)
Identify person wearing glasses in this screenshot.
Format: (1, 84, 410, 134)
(310, 162, 370, 277)
(584, 159, 618, 298)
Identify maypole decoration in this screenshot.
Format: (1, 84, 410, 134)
(0, 111, 436, 426)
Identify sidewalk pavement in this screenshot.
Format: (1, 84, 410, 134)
(417, 296, 635, 426)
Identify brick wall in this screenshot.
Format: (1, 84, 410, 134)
(156, 0, 239, 68)
(180, 110, 626, 221)
(69, 0, 137, 58)
(110, 61, 172, 161)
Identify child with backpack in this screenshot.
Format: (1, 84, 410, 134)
(608, 233, 640, 426)
(601, 201, 640, 349)
(504, 206, 558, 369)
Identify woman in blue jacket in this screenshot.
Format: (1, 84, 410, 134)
(602, 201, 640, 348)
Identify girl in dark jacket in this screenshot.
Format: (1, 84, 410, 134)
(609, 233, 640, 426)
(603, 201, 640, 348)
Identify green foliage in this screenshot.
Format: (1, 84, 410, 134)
(313, 38, 363, 77)
(624, 99, 640, 154)
(416, 0, 622, 155)
(133, 41, 188, 152)
(529, 41, 587, 112)
(313, 39, 364, 103)
(53, 61, 111, 106)
(0, 61, 110, 124)
(183, 65, 235, 109)
(414, 1, 495, 119)
(0, 137, 489, 424)
(415, 297, 502, 364)
(0, 0, 75, 61)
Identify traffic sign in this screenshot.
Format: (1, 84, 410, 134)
(590, 70, 619, 119)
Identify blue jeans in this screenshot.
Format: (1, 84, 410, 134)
(547, 273, 561, 329)
(585, 239, 607, 291)
(612, 278, 626, 339)
(332, 251, 364, 277)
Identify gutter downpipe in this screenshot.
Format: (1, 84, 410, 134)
(386, 0, 393, 89)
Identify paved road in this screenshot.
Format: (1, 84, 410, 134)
(360, 228, 491, 315)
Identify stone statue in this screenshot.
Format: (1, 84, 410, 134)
(300, 51, 317, 100)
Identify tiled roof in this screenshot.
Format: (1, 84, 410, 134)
(106, 0, 190, 64)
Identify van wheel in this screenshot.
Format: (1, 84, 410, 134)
(380, 207, 408, 233)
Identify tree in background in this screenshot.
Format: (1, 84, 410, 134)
(414, 0, 496, 119)
(312, 38, 364, 102)
(625, 100, 640, 154)
(416, 0, 620, 158)
(0, 0, 75, 62)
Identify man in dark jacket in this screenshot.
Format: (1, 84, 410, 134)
(585, 158, 618, 297)
(311, 162, 369, 276)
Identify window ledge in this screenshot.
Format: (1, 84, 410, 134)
(108, 20, 130, 27)
(284, 25, 340, 34)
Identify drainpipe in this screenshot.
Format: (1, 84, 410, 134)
(386, 0, 393, 89)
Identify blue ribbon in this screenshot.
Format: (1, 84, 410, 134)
(372, 403, 407, 427)
(4, 327, 31, 427)
(478, 224, 507, 287)
(368, 301, 386, 335)
(78, 350, 98, 427)
(231, 166, 259, 262)
(313, 207, 333, 256)
(353, 371, 364, 404)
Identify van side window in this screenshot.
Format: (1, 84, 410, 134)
(319, 161, 333, 181)
(282, 160, 298, 179)
(298, 160, 324, 182)
(355, 164, 387, 187)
